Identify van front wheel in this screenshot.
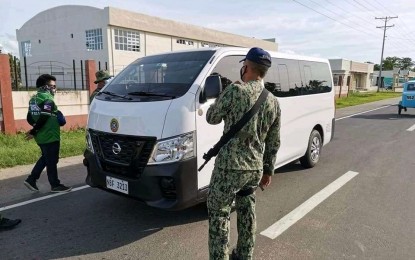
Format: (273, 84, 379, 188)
(300, 130, 322, 168)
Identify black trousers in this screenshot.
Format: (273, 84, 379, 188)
(28, 141, 61, 188)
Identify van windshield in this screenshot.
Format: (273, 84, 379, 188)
(99, 50, 215, 101)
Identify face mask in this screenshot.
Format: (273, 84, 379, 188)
(240, 65, 247, 82)
(40, 85, 56, 96)
(49, 87, 56, 96)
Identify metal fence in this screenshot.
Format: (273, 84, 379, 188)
(17, 58, 108, 91)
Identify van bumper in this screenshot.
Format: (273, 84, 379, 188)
(84, 150, 200, 210)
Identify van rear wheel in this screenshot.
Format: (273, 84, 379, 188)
(300, 130, 322, 168)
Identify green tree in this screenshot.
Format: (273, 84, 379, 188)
(373, 56, 413, 71)
(399, 57, 414, 70)
(382, 56, 400, 70)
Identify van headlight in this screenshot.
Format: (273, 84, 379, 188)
(148, 132, 195, 164)
(86, 131, 94, 153)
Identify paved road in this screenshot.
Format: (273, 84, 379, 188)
(1, 97, 415, 260)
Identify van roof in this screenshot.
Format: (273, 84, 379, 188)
(152, 47, 330, 64)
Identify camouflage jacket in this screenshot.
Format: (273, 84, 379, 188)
(89, 87, 102, 104)
(206, 80, 281, 175)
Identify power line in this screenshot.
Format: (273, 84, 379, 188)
(322, 0, 378, 27)
(367, 0, 415, 41)
(320, 0, 415, 47)
(291, 0, 379, 37)
(289, 0, 414, 62)
(351, 0, 372, 12)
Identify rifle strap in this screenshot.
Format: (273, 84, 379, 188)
(212, 88, 269, 155)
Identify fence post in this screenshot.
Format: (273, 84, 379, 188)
(85, 60, 96, 96)
(24, 56, 28, 90)
(81, 60, 84, 90)
(0, 54, 16, 134)
(13, 56, 18, 90)
(73, 59, 77, 90)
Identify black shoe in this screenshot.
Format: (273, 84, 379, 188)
(0, 218, 22, 230)
(51, 184, 72, 193)
(24, 180, 39, 192)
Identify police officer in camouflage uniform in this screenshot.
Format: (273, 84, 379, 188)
(206, 47, 281, 260)
(90, 70, 111, 103)
(24, 74, 72, 193)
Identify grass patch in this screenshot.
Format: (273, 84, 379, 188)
(0, 128, 86, 169)
(336, 91, 401, 109)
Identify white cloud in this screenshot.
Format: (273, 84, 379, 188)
(0, 33, 18, 56)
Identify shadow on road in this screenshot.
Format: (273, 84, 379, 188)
(275, 161, 306, 174)
(1, 187, 208, 259)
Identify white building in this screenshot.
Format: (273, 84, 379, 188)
(16, 5, 278, 89)
(329, 59, 374, 96)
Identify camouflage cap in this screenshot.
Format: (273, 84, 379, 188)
(94, 70, 111, 84)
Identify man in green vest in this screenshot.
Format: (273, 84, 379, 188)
(90, 70, 111, 103)
(24, 74, 72, 193)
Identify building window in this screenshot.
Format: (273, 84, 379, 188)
(201, 42, 224, 48)
(21, 41, 32, 57)
(176, 39, 194, 45)
(85, 28, 103, 51)
(114, 29, 140, 52)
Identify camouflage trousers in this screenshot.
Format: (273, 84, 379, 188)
(207, 167, 262, 260)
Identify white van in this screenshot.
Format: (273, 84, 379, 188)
(83, 47, 335, 210)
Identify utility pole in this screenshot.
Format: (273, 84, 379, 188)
(375, 16, 398, 92)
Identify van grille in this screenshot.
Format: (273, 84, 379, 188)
(89, 129, 156, 178)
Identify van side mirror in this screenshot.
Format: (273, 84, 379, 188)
(200, 75, 222, 103)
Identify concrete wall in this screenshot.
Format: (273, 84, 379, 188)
(329, 59, 347, 71)
(12, 91, 89, 132)
(335, 85, 349, 98)
(0, 53, 97, 134)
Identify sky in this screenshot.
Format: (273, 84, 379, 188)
(1, 0, 415, 63)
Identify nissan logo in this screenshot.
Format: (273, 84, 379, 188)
(112, 143, 121, 155)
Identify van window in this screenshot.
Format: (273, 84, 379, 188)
(100, 50, 215, 101)
(300, 61, 332, 95)
(268, 59, 332, 97)
(264, 61, 281, 94)
(209, 55, 332, 98)
(210, 55, 245, 89)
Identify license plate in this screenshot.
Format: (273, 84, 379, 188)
(407, 96, 414, 100)
(106, 176, 128, 194)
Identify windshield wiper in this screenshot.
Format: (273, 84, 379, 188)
(127, 91, 176, 98)
(99, 91, 132, 100)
